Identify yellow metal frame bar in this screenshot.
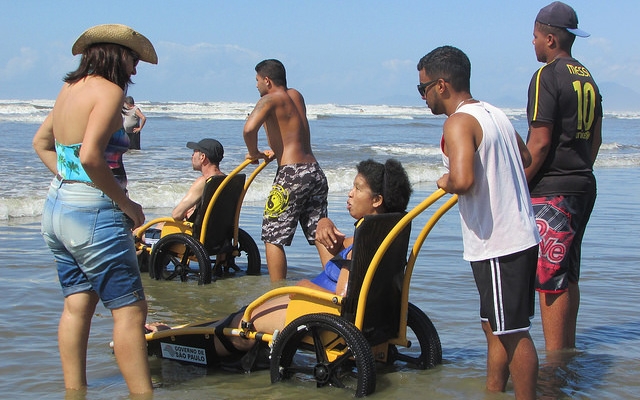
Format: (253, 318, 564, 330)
(389, 194, 458, 346)
(135, 217, 192, 241)
(231, 159, 271, 246)
(200, 158, 272, 243)
(147, 189, 457, 353)
(135, 158, 271, 255)
(353, 189, 457, 330)
(231, 189, 456, 343)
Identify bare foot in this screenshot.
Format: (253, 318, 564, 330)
(145, 322, 171, 332)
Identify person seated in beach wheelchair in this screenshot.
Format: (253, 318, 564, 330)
(144, 159, 454, 397)
(135, 157, 271, 284)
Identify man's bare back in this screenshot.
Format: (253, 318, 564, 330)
(243, 78, 316, 165)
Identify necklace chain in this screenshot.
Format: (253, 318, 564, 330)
(455, 98, 475, 112)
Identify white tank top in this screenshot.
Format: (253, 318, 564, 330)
(442, 102, 540, 261)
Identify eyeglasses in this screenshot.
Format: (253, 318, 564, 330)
(417, 78, 447, 97)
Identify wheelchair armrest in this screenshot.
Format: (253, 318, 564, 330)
(240, 286, 343, 331)
(134, 217, 194, 240)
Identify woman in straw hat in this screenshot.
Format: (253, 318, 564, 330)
(33, 24, 157, 394)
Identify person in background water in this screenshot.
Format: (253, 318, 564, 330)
(243, 59, 328, 282)
(418, 45, 540, 399)
(122, 95, 147, 150)
(526, 1, 602, 352)
(32, 24, 157, 395)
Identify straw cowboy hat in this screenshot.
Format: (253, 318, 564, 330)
(72, 24, 158, 64)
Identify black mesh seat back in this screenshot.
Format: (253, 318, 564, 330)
(191, 174, 246, 252)
(341, 212, 410, 344)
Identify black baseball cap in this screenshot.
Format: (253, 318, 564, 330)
(536, 1, 589, 37)
(186, 138, 224, 163)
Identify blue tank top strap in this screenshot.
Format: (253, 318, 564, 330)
(337, 244, 353, 262)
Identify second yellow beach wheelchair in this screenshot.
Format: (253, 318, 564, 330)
(144, 189, 458, 396)
(135, 158, 271, 284)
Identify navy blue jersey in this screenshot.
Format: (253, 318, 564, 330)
(527, 57, 602, 196)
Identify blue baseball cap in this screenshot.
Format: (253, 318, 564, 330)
(536, 1, 590, 38)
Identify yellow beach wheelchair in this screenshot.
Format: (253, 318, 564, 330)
(144, 189, 458, 396)
(135, 158, 271, 284)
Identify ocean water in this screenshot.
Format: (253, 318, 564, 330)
(1, 100, 639, 399)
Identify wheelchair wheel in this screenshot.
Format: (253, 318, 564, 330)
(150, 233, 213, 284)
(238, 228, 261, 275)
(270, 313, 376, 398)
(387, 302, 442, 369)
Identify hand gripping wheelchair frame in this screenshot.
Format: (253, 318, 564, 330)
(144, 189, 458, 396)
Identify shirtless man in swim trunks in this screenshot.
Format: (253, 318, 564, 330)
(243, 59, 328, 282)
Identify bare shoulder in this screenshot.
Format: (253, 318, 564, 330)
(443, 112, 466, 135)
(191, 175, 208, 190)
(254, 92, 277, 110)
(444, 112, 482, 147)
(87, 76, 124, 96)
(287, 88, 304, 100)
(83, 76, 125, 110)
(287, 88, 306, 106)
(444, 112, 480, 135)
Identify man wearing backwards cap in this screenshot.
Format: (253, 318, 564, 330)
(526, 2, 602, 352)
(172, 138, 225, 220)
